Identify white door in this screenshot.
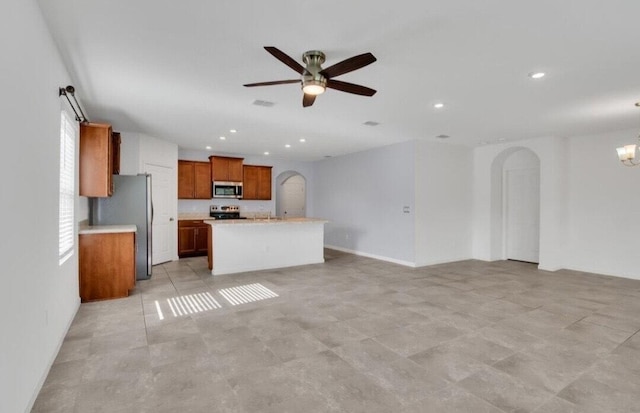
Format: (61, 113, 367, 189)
(281, 175, 306, 218)
(144, 163, 174, 264)
(505, 168, 540, 263)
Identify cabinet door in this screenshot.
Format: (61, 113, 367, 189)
(178, 226, 197, 256)
(243, 165, 272, 200)
(112, 132, 121, 175)
(178, 161, 195, 199)
(195, 225, 209, 253)
(242, 165, 259, 200)
(228, 158, 244, 182)
(210, 156, 244, 182)
(194, 162, 212, 199)
(257, 166, 272, 200)
(210, 156, 230, 181)
(79, 232, 135, 302)
(80, 123, 113, 197)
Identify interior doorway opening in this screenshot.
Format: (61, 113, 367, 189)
(489, 147, 541, 264)
(276, 171, 306, 218)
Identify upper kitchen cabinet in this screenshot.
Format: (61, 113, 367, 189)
(80, 122, 114, 197)
(178, 160, 212, 199)
(209, 156, 243, 182)
(243, 165, 272, 200)
(112, 132, 121, 175)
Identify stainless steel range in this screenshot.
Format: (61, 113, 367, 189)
(210, 205, 245, 220)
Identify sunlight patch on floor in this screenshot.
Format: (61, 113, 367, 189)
(218, 283, 279, 306)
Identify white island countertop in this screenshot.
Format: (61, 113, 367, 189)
(79, 224, 137, 235)
(205, 217, 327, 226)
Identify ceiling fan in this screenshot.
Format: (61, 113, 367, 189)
(244, 46, 377, 107)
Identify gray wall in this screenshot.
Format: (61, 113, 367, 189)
(312, 141, 417, 264)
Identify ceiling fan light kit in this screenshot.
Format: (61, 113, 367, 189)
(244, 46, 377, 107)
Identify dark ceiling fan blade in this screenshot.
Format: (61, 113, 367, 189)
(326, 79, 377, 96)
(264, 46, 305, 75)
(244, 79, 300, 87)
(320, 52, 376, 78)
(302, 94, 316, 107)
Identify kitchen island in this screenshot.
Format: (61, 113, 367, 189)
(205, 218, 328, 275)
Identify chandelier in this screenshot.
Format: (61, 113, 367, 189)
(616, 102, 640, 167)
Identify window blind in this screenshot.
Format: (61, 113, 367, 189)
(59, 110, 77, 265)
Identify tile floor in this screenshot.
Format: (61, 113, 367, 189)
(32, 250, 640, 412)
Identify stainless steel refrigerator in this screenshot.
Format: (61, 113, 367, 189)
(90, 174, 153, 280)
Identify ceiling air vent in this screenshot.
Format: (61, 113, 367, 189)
(253, 100, 275, 107)
(363, 121, 379, 126)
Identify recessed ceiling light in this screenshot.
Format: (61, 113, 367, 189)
(363, 121, 379, 126)
(529, 72, 545, 79)
(229, 129, 237, 133)
(220, 136, 226, 140)
(436, 134, 450, 139)
(497, 138, 506, 142)
(299, 138, 306, 143)
(264, 151, 269, 155)
(205, 145, 212, 150)
(285, 144, 291, 148)
(434, 102, 445, 109)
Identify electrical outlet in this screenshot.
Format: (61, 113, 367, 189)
(403, 206, 410, 213)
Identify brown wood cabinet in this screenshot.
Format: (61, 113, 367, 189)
(80, 122, 114, 197)
(178, 220, 209, 257)
(178, 160, 212, 199)
(209, 156, 244, 182)
(242, 165, 272, 200)
(79, 231, 135, 302)
(112, 132, 121, 175)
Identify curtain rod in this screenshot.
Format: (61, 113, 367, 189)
(58, 85, 88, 123)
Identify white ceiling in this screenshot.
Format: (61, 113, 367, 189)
(38, 0, 640, 161)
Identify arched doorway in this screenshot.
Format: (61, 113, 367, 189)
(489, 147, 541, 263)
(276, 171, 306, 218)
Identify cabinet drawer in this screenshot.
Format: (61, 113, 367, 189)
(178, 220, 208, 227)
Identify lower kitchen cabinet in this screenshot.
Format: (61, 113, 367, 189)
(79, 231, 135, 302)
(178, 220, 209, 257)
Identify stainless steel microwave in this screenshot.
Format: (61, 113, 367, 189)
(213, 181, 243, 199)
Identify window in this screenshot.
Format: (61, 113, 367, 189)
(59, 110, 77, 265)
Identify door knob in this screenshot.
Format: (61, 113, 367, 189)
(169, 217, 174, 221)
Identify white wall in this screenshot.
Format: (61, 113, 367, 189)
(0, 1, 82, 411)
(472, 136, 568, 271)
(177, 149, 315, 217)
(564, 129, 640, 279)
(414, 141, 473, 266)
(120, 132, 179, 261)
(312, 141, 416, 265)
(471, 132, 639, 280)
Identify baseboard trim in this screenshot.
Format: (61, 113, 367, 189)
(324, 245, 416, 268)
